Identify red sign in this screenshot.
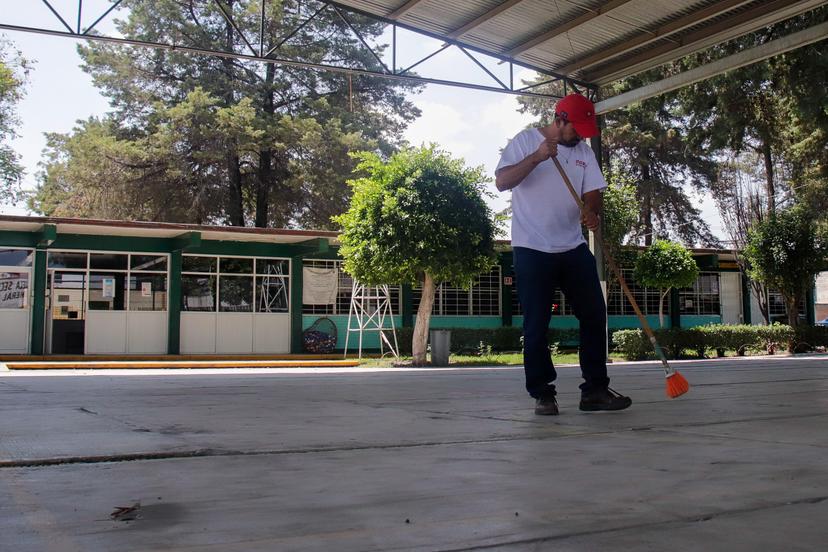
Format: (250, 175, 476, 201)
(503, 276, 513, 286)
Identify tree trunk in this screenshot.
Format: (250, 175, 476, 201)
(255, 149, 271, 228)
(412, 272, 436, 366)
(659, 288, 670, 328)
(750, 280, 770, 325)
(227, 153, 244, 226)
(761, 139, 775, 216)
(222, 2, 244, 227)
(786, 294, 801, 329)
(254, 63, 276, 228)
(641, 166, 653, 246)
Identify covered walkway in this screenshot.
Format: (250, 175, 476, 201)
(2, 355, 827, 550)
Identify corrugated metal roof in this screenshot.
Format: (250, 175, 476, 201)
(331, 0, 827, 86)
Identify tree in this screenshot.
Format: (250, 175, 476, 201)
(334, 145, 497, 365)
(600, 81, 719, 247)
(743, 204, 828, 331)
(602, 168, 641, 253)
(34, 88, 268, 222)
(677, 7, 828, 218)
(33, 0, 420, 228)
(634, 240, 699, 328)
(713, 154, 771, 322)
(0, 38, 28, 203)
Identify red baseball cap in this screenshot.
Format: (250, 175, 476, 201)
(554, 94, 599, 139)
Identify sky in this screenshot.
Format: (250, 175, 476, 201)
(1, 1, 725, 240)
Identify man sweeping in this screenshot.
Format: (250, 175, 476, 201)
(495, 93, 632, 415)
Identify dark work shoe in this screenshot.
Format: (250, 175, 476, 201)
(579, 388, 632, 412)
(534, 396, 559, 416)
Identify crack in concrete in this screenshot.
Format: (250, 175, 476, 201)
(4, 410, 826, 469)
(434, 495, 828, 551)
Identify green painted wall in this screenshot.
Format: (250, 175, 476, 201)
(302, 315, 405, 351)
(427, 316, 502, 329)
(680, 315, 722, 327)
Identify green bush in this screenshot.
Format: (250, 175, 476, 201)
(755, 324, 796, 354)
(697, 325, 757, 356)
(611, 329, 649, 360)
(793, 325, 828, 352)
(611, 324, 797, 360)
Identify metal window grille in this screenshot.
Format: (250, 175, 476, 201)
(182, 255, 290, 314)
(606, 268, 667, 316)
(767, 289, 806, 321)
(510, 275, 573, 316)
(413, 266, 502, 316)
(302, 260, 401, 315)
(679, 272, 720, 315)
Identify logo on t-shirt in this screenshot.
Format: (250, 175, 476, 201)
(575, 159, 587, 168)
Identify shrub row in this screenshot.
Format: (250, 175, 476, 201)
(610, 324, 822, 360)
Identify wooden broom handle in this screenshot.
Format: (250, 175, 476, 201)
(550, 157, 669, 368)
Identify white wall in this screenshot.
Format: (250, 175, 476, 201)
(181, 312, 290, 354)
(0, 310, 30, 353)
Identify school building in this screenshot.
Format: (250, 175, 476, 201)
(0, 215, 817, 355)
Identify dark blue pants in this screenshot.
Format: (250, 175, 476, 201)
(513, 244, 610, 398)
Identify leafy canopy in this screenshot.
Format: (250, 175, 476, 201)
(634, 240, 699, 290)
(334, 145, 497, 286)
(743, 205, 828, 301)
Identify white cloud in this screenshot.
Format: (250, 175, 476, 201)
(403, 100, 473, 156)
(480, 94, 537, 137)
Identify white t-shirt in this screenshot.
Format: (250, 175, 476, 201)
(497, 128, 607, 253)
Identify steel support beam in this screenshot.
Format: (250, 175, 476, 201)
(587, 0, 825, 84)
(2, 1, 595, 100)
(556, 0, 757, 76)
(594, 20, 828, 114)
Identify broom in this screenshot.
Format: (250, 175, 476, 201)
(550, 156, 689, 399)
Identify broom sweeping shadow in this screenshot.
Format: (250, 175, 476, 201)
(550, 155, 690, 399)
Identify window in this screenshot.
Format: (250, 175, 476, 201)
(607, 268, 667, 316)
(182, 255, 290, 314)
(88, 272, 127, 311)
(129, 273, 167, 311)
(182, 255, 216, 273)
(131, 255, 167, 272)
(48, 251, 87, 269)
(182, 275, 216, 311)
(0, 248, 33, 267)
(471, 270, 501, 315)
(90, 253, 128, 271)
(128, 253, 167, 312)
(183, 256, 218, 312)
(0, 271, 29, 309)
(413, 266, 502, 316)
(255, 258, 289, 313)
(219, 276, 253, 312)
(679, 273, 720, 315)
(302, 260, 400, 315)
(768, 289, 806, 323)
(510, 276, 573, 317)
(45, 251, 168, 312)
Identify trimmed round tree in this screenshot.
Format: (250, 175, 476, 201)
(634, 240, 699, 328)
(333, 145, 497, 365)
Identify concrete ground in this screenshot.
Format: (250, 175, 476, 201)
(2, 355, 827, 552)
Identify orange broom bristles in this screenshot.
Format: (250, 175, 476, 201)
(666, 371, 690, 398)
